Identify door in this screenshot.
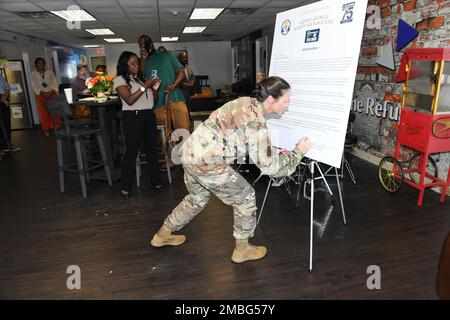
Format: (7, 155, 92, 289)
(2, 60, 34, 129)
(255, 37, 268, 85)
(231, 46, 238, 83)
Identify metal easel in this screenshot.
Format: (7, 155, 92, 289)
(304, 160, 346, 271)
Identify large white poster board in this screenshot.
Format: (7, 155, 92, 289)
(268, 0, 368, 168)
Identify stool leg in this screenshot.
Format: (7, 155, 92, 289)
(74, 138, 87, 198)
(81, 139, 90, 182)
(136, 151, 141, 187)
(56, 137, 64, 193)
(96, 133, 112, 186)
(160, 126, 172, 184)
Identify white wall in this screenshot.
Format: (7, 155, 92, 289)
(97, 41, 232, 94)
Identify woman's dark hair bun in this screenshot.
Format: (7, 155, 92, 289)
(255, 76, 290, 102)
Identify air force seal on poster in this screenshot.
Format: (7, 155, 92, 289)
(281, 19, 291, 35)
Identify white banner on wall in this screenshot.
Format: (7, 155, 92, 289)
(267, 0, 368, 168)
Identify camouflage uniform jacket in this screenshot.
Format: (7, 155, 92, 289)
(179, 96, 303, 177)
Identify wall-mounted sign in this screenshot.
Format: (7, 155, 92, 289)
(352, 97, 400, 121)
(11, 106, 23, 119)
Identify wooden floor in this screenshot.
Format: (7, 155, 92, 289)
(0, 129, 449, 299)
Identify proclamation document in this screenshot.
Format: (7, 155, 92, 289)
(267, 0, 368, 168)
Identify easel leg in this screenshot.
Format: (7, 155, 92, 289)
(257, 178, 272, 225)
(315, 163, 333, 195)
(296, 164, 304, 208)
(335, 167, 347, 225)
(344, 157, 357, 184)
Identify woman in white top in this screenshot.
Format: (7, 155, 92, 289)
(114, 51, 162, 199)
(30, 57, 59, 136)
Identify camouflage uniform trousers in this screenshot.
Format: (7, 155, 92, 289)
(164, 164, 257, 240)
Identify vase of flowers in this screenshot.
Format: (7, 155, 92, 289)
(86, 75, 113, 102)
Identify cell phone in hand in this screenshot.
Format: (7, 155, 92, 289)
(151, 76, 159, 84)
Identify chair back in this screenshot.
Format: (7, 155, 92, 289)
(45, 95, 74, 136)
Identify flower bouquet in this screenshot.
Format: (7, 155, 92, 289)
(86, 75, 114, 102)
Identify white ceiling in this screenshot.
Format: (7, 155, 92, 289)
(0, 0, 319, 47)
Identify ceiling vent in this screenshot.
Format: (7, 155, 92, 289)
(14, 11, 55, 19)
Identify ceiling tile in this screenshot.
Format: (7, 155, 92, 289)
(32, 1, 79, 11)
(263, 0, 310, 8)
(229, 0, 269, 8)
(0, 2, 42, 12)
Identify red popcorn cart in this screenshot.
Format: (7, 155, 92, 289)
(378, 48, 450, 206)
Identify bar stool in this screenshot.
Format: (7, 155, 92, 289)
(136, 123, 172, 186)
(45, 95, 112, 198)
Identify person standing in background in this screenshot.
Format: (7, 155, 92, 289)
(95, 64, 106, 75)
(115, 51, 163, 199)
(30, 57, 59, 136)
(178, 51, 196, 110)
(157, 46, 167, 53)
(0, 73, 20, 153)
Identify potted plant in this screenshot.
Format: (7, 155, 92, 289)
(86, 75, 113, 102)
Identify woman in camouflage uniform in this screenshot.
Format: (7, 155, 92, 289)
(151, 76, 311, 263)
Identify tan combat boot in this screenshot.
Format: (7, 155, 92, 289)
(231, 239, 267, 263)
(150, 225, 186, 247)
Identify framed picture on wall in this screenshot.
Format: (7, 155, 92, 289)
(89, 55, 106, 74)
(80, 55, 88, 65)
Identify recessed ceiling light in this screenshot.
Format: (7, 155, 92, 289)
(170, 10, 179, 16)
(83, 45, 101, 48)
(51, 10, 96, 21)
(86, 29, 114, 35)
(190, 8, 224, 20)
(161, 37, 179, 42)
(104, 38, 125, 43)
(183, 26, 206, 33)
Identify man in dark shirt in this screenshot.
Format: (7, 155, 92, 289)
(139, 35, 189, 133)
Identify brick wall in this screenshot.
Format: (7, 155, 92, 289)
(353, 0, 450, 180)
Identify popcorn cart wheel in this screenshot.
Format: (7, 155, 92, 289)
(378, 156, 404, 193)
(378, 153, 438, 193)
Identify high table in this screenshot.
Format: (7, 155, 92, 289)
(72, 96, 122, 181)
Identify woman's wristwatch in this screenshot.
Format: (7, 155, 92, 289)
(140, 86, 146, 92)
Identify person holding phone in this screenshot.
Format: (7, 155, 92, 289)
(114, 51, 163, 199)
(150, 76, 311, 264)
(138, 35, 190, 168)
